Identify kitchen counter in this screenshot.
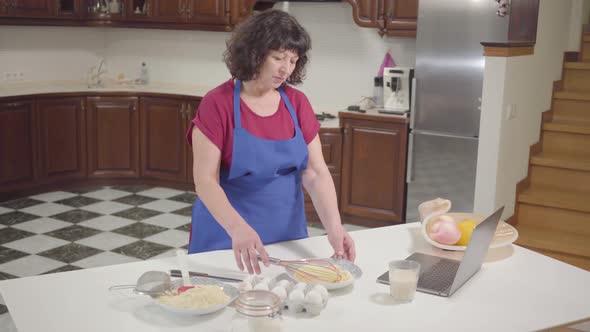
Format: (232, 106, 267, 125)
(339, 108, 409, 124)
(1, 223, 589, 332)
(0, 80, 213, 99)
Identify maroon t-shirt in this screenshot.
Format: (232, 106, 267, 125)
(186, 79, 321, 170)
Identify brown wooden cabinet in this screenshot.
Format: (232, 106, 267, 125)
(383, 0, 418, 37)
(37, 97, 87, 183)
(87, 96, 139, 179)
(346, 0, 418, 37)
(140, 96, 189, 182)
(229, 0, 255, 25)
(185, 0, 228, 25)
(0, 92, 203, 201)
(346, 0, 384, 29)
(304, 128, 343, 223)
(0, 0, 254, 30)
(340, 112, 408, 226)
(3, 0, 54, 17)
(0, 99, 37, 189)
(56, 0, 81, 18)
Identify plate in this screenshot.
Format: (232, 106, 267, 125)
(284, 258, 363, 290)
(152, 276, 239, 316)
(422, 212, 519, 251)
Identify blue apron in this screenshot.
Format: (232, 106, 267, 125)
(188, 80, 309, 253)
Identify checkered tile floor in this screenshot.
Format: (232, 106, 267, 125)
(0, 185, 346, 279)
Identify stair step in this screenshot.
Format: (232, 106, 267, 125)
(542, 131, 590, 157)
(552, 99, 590, 122)
(544, 119, 590, 134)
(564, 62, 590, 69)
(531, 152, 590, 172)
(530, 165, 590, 193)
(554, 91, 590, 101)
(563, 65, 590, 91)
(515, 225, 590, 258)
(517, 203, 590, 236)
(518, 186, 590, 213)
(531, 248, 590, 272)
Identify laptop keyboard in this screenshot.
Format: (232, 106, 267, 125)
(418, 259, 460, 294)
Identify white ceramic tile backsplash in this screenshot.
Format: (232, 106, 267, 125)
(0, 2, 416, 110)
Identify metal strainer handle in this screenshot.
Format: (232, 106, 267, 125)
(109, 270, 173, 296)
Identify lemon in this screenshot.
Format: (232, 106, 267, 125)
(455, 220, 478, 246)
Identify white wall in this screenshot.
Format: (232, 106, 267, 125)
(0, 26, 105, 81)
(567, 0, 590, 51)
(474, 0, 580, 219)
(0, 2, 416, 111)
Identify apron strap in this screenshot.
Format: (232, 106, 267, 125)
(233, 79, 242, 129)
(278, 87, 300, 128)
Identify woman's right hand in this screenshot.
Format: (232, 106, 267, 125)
(228, 222, 270, 274)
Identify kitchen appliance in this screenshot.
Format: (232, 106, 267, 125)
(382, 67, 414, 114)
(405, 0, 509, 222)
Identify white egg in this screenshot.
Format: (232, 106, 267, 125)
(288, 289, 305, 312)
(253, 282, 269, 291)
(271, 286, 287, 301)
(238, 281, 252, 292)
(294, 282, 307, 292)
(262, 277, 274, 289)
(288, 289, 305, 302)
(304, 290, 323, 305)
(312, 285, 329, 301)
(277, 279, 292, 290)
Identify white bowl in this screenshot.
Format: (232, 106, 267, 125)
(422, 212, 519, 251)
(153, 277, 239, 316)
(284, 258, 363, 290)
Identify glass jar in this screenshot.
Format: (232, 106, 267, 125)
(231, 290, 284, 332)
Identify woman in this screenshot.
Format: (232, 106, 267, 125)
(187, 10, 355, 275)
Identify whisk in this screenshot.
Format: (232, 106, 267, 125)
(263, 257, 344, 283)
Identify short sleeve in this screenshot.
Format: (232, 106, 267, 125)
(186, 94, 225, 151)
(294, 91, 321, 145)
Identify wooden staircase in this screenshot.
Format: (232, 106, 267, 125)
(514, 28, 590, 271)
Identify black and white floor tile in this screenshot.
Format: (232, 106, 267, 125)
(0, 186, 366, 331)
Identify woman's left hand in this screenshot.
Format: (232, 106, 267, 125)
(327, 225, 356, 262)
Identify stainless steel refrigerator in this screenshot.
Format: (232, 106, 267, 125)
(405, 0, 509, 222)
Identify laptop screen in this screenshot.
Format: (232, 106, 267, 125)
(449, 207, 504, 294)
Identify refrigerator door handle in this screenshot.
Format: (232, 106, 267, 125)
(410, 77, 417, 130)
(406, 132, 414, 183)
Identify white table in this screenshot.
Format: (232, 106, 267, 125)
(1, 224, 589, 332)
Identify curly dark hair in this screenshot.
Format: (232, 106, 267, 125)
(223, 10, 311, 85)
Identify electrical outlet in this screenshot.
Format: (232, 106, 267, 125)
(3, 72, 23, 82)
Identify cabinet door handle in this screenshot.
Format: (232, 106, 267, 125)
(185, 103, 191, 118)
(187, 1, 193, 18)
(4, 102, 24, 108)
(179, 0, 184, 15)
(180, 103, 186, 119)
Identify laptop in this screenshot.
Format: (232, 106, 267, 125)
(377, 207, 504, 297)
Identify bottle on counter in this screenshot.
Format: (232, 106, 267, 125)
(108, 0, 121, 14)
(139, 62, 149, 85)
(373, 76, 384, 108)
